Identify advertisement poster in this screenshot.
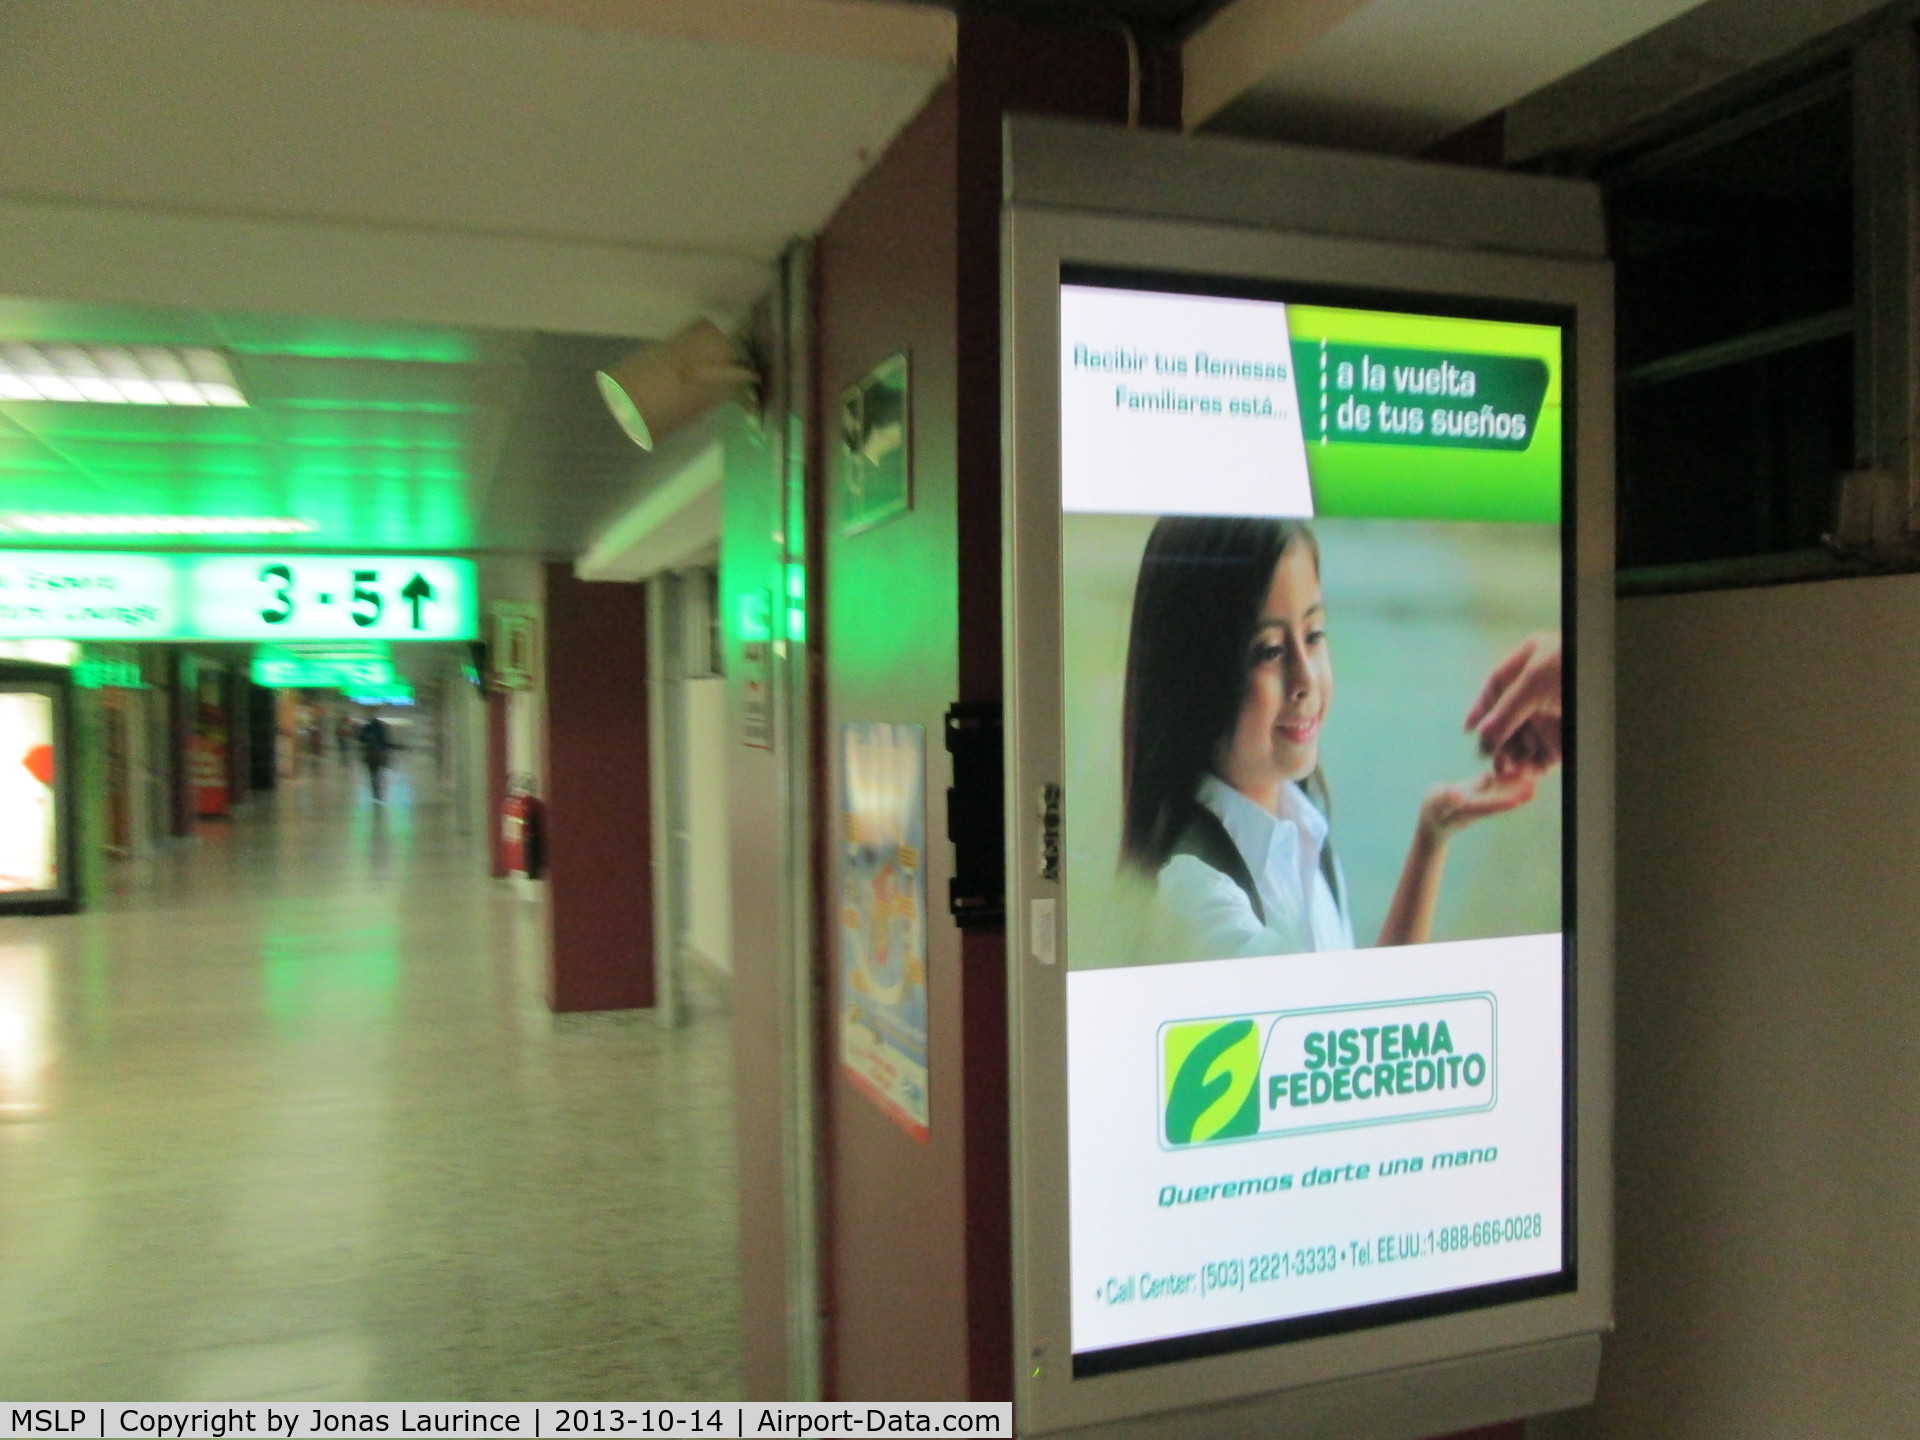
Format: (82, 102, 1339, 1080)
(0, 692, 58, 895)
(839, 721, 930, 1140)
(1059, 277, 1568, 1370)
(191, 713, 230, 818)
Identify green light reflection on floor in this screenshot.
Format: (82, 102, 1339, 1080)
(261, 923, 401, 1027)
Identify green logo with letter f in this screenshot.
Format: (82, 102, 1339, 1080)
(1163, 1019, 1261, 1146)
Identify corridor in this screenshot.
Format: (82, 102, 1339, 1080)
(0, 754, 740, 1401)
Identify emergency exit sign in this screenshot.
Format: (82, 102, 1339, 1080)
(0, 552, 477, 642)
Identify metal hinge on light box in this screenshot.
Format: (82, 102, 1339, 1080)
(944, 701, 1004, 927)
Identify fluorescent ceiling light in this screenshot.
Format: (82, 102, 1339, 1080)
(0, 513, 319, 537)
(0, 343, 248, 406)
(0, 639, 79, 667)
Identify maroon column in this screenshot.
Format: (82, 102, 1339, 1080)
(807, 15, 1181, 1403)
(169, 651, 194, 838)
(542, 563, 654, 1012)
(486, 690, 509, 878)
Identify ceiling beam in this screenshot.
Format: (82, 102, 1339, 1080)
(1182, 0, 1371, 131)
(1504, 0, 1890, 163)
(0, 196, 768, 341)
(1184, 0, 1737, 156)
(359, 0, 956, 68)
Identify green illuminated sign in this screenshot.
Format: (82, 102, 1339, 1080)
(252, 655, 397, 688)
(347, 684, 415, 706)
(0, 552, 477, 642)
(73, 658, 145, 689)
(1285, 306, 1563, 524)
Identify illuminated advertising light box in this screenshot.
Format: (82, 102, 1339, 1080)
(0, 662, 76, 915)
(0, 553, 477, 642)
(1003, 120, 1613, 1440)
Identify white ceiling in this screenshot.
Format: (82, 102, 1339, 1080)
(0, 0, 954, 558)
(1189, 0, 1709, 152)
(0, 294, 653, 556)
(0, 0, 1766, 564)
(0, 0, 954, 338)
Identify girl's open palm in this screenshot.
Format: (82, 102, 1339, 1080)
(1423, 768, 1538, 838)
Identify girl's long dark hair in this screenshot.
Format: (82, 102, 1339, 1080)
(1120, 516, 1333, 876)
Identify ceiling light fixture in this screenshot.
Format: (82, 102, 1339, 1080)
(0, 343, 248, 407)
(595, 319, 758, 451)
(0, 513, 319, 537)
(0, 639, 78, 667)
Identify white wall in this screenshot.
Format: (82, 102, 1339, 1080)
(449, 671, 490, 841)
(1573, 574, 1920, 1438)
(682, 676, 733, 974)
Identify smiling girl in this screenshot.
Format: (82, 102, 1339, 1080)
(1121, 516, 1541, 963)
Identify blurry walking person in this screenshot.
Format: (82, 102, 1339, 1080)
(358, 714, 393, 803)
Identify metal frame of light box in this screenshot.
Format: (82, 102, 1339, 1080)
(1001, 117, 1615, 1440)
(0, 661, 80, 915)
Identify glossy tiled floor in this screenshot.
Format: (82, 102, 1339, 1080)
(0, 755, 741, 1401)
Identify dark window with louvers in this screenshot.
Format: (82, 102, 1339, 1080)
(1603, 72, 1854, 572)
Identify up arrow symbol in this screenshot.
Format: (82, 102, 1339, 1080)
(401, 573, 434, 629)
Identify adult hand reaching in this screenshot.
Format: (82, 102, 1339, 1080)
(1465, 632, 1563, 774)
(1379, 633, 1564, 950)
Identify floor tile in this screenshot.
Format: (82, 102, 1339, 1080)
(0, 756, 741, 1400)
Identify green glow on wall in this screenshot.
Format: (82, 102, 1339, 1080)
(781, 562, 808, 643)
(738, 590, 773, 643)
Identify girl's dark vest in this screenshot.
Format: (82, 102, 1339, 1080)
(1166, 797, 1347, 930)
(1169, 805, 1265, 923)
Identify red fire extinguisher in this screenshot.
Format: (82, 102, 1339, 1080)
(500, 775, 547, 879)
(501, 776, 530, 874)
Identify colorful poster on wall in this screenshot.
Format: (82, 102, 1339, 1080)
(191, 706, 230, 819)
(839, 353, 912, 535)
(0, 692, 58, 895)
(838, 721, 930, 1140)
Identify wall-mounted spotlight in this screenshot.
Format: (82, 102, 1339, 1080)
(595, 319, 758, 451)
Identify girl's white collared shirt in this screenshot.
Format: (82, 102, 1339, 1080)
(1145, 775, 1354, 963)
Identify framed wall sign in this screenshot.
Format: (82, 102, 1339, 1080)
(839, 353, 912, 536)
(489, 603, 541, 690)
